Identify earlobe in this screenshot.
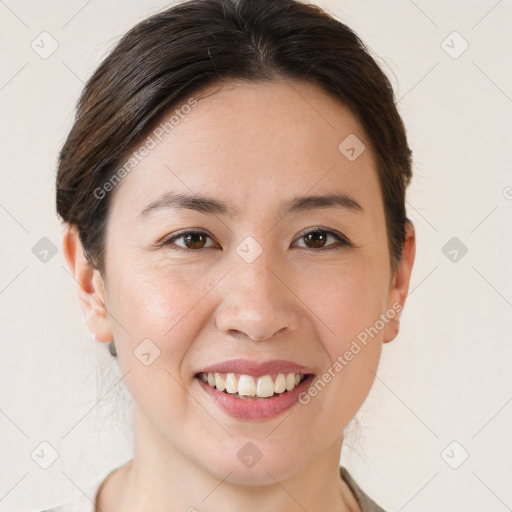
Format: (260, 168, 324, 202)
(383, 318, 400, 343)
(61, 224, 114, 343)
(382, 221, 416, 344)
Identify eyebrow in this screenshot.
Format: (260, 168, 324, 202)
(137, 191, 363, 219)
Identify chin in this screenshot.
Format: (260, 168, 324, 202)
(202, 442, 310, 486)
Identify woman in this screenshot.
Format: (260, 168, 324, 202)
(47, 0, 415, 510)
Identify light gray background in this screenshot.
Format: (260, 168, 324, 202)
(1, 1, 511, 511)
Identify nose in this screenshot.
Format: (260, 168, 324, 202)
(214, 250, 301, 341)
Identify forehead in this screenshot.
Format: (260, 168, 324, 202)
(109, 78, 382, 221)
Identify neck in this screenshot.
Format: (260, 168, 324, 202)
(97, 406, 360, 512)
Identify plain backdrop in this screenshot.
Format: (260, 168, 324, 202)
(1, 1, 511, 511)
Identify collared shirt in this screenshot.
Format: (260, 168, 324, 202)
(339, 466, 388, 511)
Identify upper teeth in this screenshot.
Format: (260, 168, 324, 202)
(199, 372, 306, 397)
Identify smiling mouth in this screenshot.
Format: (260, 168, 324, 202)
(195, 371, 312, 399)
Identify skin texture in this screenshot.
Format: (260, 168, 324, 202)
(62, 78, 415, 512)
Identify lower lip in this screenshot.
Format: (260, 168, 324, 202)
(195, 374, 316, 420)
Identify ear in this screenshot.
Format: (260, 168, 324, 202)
(382, 221, 416, 343)
(61, 224, 114, 344)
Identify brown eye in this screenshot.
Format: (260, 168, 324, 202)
(163, 230, 217, 250)
(182, 232, 208, 249)
(294, 228, 351, 250)
(303, 231, 329, 249)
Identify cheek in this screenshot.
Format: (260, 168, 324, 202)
(300, 254, 390, 347)
(298, 275, 384, 431)
(298, 255, 388, 417)
(106, 256, 215, 363)
(105, 263, 215, 430)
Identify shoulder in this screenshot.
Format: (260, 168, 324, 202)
(339, 466, 388, 512)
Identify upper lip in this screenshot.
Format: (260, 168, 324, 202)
(196, 359, 315, 376)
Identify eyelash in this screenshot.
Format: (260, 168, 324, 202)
(159, 228, 353, 252)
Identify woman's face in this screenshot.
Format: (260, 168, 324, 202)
(72, 78, 414, 484)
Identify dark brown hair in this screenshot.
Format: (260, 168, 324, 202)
(56, 0, 412, 275)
